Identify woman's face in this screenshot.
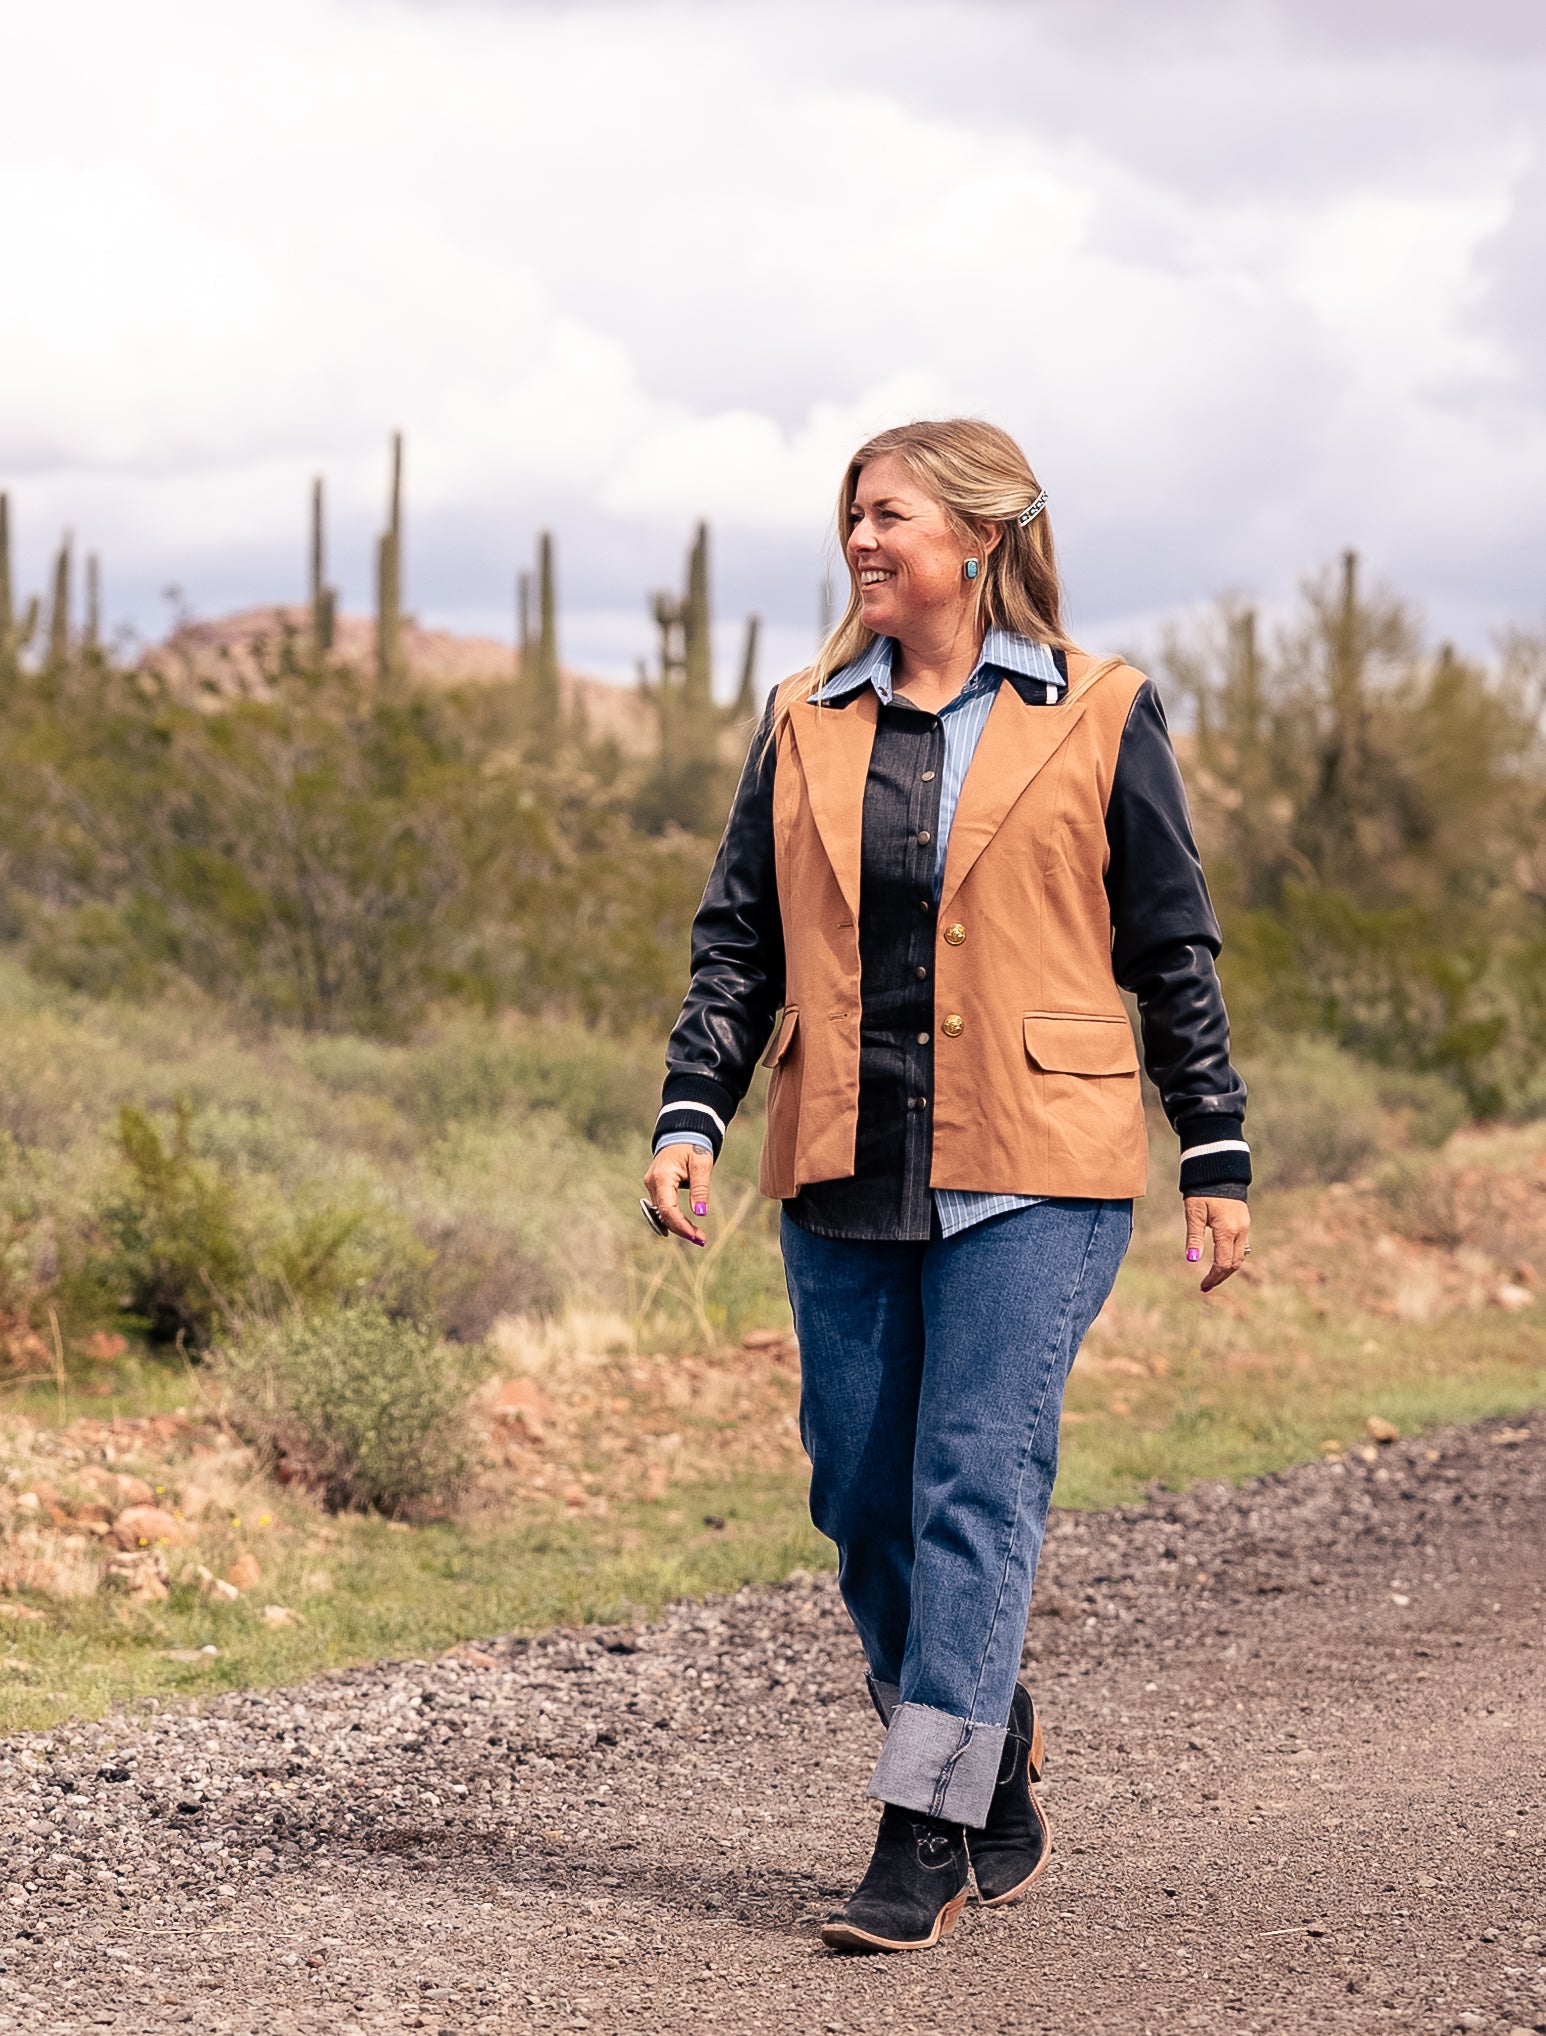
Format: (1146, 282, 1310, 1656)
(847, 453, 974, 642)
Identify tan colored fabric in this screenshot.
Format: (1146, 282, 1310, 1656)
(758, 651, 1150, 1201)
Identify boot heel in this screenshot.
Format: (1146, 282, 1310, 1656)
(938, 1886, 970, 1937)
(1027, 1711, 1045, 1782)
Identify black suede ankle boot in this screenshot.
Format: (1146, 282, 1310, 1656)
(965, 1682, 1051, 1905)
(820, 1804, 971, 1952)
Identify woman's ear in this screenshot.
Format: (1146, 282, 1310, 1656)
(976, 520, 1005, 558)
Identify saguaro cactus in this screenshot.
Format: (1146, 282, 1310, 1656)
(310, 478, 337, 657)
(0, 493, 39, 682)
(524, 531, 561, 741)
(732, 612, 760, 723)
(47, 535, 72, 668)
(678, 522, 722, 767)
(84, 553, 101, 653)
(682, 522, 712, 714)
(376, 433, 405, 685)
(517, 569, 532, 675)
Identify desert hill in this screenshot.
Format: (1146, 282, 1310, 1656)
(143, 606, 660, 755)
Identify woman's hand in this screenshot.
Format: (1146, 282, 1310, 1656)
(1184, 1195, 1251, 1292)
(643, 1142, 714, 1247)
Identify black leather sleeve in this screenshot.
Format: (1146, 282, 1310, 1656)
(655, 692, 786, 1157)
(1105, 680, 1251, 1195)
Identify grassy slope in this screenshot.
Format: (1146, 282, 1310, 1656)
(2, 980, 1544, 1734)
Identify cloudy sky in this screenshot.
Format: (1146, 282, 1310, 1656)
(5, 0, 1544, 686)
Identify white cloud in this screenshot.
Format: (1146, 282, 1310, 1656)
(2, 0, 1544, 679)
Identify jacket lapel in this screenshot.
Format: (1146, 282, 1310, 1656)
(787, 689, 878, 921)
(937, 656, 1118, 916)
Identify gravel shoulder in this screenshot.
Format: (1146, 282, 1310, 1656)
(1, 1415, 1542, 2036)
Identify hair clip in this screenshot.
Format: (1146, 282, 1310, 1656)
(1017, 490, 1048, 528)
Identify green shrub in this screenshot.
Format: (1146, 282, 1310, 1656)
(103, 1101, 247, 1345)
(1375, 1155, 1464, 1249)
(1237, 1036, 1389, 1189)
(215, 1301, 492, 1516)
(1370, 1068, 1468, 1150)
(98, 1100, 418, 1348)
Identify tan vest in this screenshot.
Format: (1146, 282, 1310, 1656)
(758, 651, 1150, 1202)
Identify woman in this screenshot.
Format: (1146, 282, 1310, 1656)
(643, 419, 1251, 1953)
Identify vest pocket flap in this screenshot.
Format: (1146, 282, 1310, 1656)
(761, 1006, 800, 1068)
(1023, 1012, 1139, 1076)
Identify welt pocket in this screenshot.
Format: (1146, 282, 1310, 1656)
(761, 1006, 800, 1069)
(1023, 1011, 1139, 1077)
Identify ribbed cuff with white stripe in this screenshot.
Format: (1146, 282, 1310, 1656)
(1177, 1115, 1251, 1198)
(655, 1074, 736, 1161)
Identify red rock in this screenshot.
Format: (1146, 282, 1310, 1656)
(225, 1552, 262, 1591)
(111, 1505, 194, 1550)
(492, 1377, 557, 1421)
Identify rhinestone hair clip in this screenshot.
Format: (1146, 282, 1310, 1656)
(1017, 489, 1048, 528)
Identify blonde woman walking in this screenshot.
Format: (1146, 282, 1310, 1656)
(643, 419, 1251, 1952)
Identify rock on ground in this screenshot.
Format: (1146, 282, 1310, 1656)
(0, 1415, 1542, 2035)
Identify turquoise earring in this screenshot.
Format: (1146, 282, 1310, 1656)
(963, 558, 979, 581)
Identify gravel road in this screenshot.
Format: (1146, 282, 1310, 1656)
(1, 1414, 1542, 2036)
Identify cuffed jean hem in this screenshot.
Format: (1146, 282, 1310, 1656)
(867, 1700, 1007, 1830)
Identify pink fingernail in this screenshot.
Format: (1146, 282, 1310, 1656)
(693, 1202, 706, 1216)
(1187, 1247, 1201, 1262)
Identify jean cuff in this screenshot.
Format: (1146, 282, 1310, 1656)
(866, 1674, 901, 1728)
(866, 1700, 1007, 1830)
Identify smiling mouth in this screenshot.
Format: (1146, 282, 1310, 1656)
(858, 570, 894, 587)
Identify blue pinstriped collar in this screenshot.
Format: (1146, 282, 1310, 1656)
(808, 628, 1065, 707)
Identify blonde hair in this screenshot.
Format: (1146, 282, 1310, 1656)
(764, 418, 1077, 756)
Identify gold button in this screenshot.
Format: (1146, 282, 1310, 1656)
(941, 1013, 964, 1039)
(943, 922, 966, 946)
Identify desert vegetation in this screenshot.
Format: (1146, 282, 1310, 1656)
(0, 457, 1544, 1726)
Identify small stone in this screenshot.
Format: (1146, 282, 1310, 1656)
(262, 1604, 302, 1628)
(225, 1552, 263, 1592)
(1365, 1416, 1400, 1445)
(197, 1566, 240, 1603)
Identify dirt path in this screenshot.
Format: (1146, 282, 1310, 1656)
(2, 1415, 1542, 2036)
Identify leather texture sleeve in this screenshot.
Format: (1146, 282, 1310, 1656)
(1105, 680, 1251, 1196)
(655, 692, 786, 1159)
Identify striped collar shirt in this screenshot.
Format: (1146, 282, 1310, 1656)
(810, 630, 1065, 895)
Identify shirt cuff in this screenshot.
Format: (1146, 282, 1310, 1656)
(1177, 1116, 1251, 1197)
(654, 1129, 714, 1157)
(655, 1073, 736, 1160)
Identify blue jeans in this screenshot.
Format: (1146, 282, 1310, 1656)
(780, 1198, 1132, 1828)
